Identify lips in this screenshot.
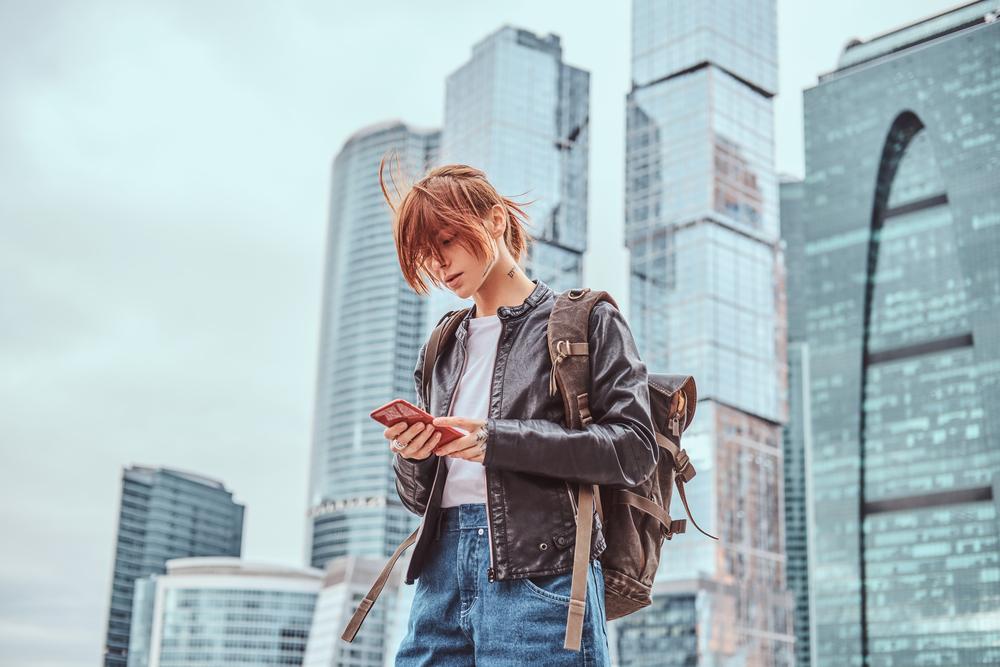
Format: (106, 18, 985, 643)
(445, 272, 462, 286)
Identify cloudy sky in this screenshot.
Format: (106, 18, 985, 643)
(0, 1, 958, 664)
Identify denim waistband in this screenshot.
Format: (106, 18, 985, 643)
(438, 503, 488, 531)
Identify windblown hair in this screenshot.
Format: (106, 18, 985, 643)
(379, 153, 534, 295)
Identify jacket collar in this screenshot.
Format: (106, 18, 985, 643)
(455, 279, 551, 340)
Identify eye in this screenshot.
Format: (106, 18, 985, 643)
(441, 236, 453, 246)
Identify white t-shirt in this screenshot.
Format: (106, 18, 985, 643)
(440, 314, 501, 508)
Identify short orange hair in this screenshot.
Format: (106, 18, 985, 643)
(379, 155, 534, 295)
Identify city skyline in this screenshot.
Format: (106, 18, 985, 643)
(0, 1, 967, 665)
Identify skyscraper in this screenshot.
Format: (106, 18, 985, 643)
(102, 466, 244, 667)
(304, 121, 443, 667)
(790, 3, 1000, 664)
(426, 25, 591, 327)
(780, 176, 812, 667)
(307, 121, 438, 568)
(619, 0, 793, 663)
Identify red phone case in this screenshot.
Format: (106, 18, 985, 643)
(369, 398, 465, 446)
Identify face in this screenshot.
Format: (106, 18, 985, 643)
(427, 225, 499, 299)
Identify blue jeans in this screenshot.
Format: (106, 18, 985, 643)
(395, 503, 611, 666)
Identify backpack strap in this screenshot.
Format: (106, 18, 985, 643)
(421, 308, 471, 409)
(547, 287, 618, 426)
(614, 490, 688, 538)
(547, 287, 619, 651)
(649, 375, 717, 541)
(653, 431, 718, 540)
(341, 307, 468, 644)
(340, 526, 419, 642)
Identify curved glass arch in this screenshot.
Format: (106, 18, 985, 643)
(857, 111, 995, 663)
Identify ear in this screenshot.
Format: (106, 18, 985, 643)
(489, 204, 507, 238)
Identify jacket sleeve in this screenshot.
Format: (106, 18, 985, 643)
(393, 339, 439, 516)
(484, 300, 658, 489)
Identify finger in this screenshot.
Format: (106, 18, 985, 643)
(435, 435, 478, 457)
(400, 433, 432, 459)
(402, 421, 430, 440)
(385, 422, 409, 439)
(432, 416, 481, 431)
(456, 450, 485, 463)
(417, 431, 442, 457)
(411, 423, 437, 448)
(432, 434, 466, 456)
(449, 445, 484, 463)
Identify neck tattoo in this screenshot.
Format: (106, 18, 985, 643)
(507, 265, 516, 279)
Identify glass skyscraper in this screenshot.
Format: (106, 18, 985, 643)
(103, 466, 244, 667)
(780, 177, 812, 667)
(618, 0, 793, 664)
(426, 25, 590, 327)
(788, 3, 1000, 665)
(307, 121, 439, 569)
(306, 123, 440, 665)
(133, 558, 320, 667)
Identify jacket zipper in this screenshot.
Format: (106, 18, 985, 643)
(484, 318, 504, 583)
(445, 318, 498, 582)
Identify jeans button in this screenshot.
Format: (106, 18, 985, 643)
(478, 528, 484, 535)
(539, 542, 548, 551)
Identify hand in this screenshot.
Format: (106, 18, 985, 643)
(384, 421, 441, 461)
(431, 416, 488, 464)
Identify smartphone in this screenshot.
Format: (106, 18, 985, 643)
(369, 398, 465, 446)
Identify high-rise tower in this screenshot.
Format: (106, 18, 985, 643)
(102, 466, 244, 667)
(792, 3, 1000, 664)
(618, 1, 793, 663)
(426, 26, 591, 327)
(307, 121, 439, 568)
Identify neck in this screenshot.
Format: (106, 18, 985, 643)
(472, 262, 536, 317)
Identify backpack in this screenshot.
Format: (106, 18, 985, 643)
(545, 287, 716, 650)
(341, 287, 715, 651)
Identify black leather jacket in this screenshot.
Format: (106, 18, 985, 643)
(393, 279, 657, 584)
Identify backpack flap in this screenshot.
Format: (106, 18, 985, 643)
(649, 373, 716, 541)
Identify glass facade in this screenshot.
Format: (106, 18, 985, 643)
(780, 178, 813, 667)
(127, 576, 158, 667)
(308, 121, 439, 567)
(608, 593, 698, 666)
(427, 26, 590, 328)
(621, 1, 792, 664)
(103, 467, 244, 667)
(145, 559, 320, 667)
(791, 4, 1000, 665)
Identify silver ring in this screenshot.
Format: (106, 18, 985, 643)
(391, 439, 406, 451)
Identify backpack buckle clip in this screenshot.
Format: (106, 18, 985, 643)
(674, 449, 690, 472)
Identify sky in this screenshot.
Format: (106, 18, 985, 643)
(0, 1, 962, 664)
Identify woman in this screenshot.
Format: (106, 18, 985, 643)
(379, 160, 657, 666)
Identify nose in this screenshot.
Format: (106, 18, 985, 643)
(430, 255, 447, 275)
